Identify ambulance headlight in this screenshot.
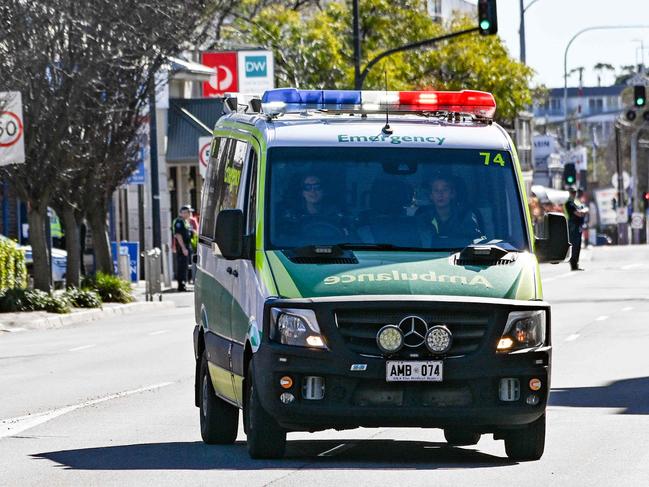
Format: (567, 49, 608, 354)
(498, 310, 546, 351)
(271, 308, 327, 349)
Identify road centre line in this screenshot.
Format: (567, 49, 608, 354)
(148, 330, 169, 336)
(595, 316, 609, 321)
(543, 272, 576, 283)
(565, 334, 580, 342)
(622, 306, 634, 312)
(318, 443, 354, 457)
(68, 344, 96, 352)
(621, 263, 644, 270)
(0, 382, 174, 439)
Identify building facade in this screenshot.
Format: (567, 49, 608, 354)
(533, 85, 624, 146)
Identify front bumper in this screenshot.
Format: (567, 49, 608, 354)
(256, 297, 551, 432)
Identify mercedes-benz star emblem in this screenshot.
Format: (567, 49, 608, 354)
(398, 315, 430, 348)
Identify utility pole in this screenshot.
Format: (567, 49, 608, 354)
(352, 0, 361, 90)
(519, 0, 541, 64)
(148, 75, 162, 250)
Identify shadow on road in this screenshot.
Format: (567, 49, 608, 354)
(31, 439, 516, 470)
(550, 376, 649, 414)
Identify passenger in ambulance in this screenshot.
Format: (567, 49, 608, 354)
(416, 174, 484, 245)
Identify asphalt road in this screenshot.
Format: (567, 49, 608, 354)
(1, 245, 649, 486)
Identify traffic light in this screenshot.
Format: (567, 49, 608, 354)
(563, 162, 576, 186)
(644, 192, 649, 211)
(478, 0, 498, 35)
(634, 85, 646, 107)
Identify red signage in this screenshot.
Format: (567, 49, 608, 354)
(0, 111, 24, 148)
(201, 52, 238, 97)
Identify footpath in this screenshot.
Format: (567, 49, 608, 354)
(0, 281, 192, 333)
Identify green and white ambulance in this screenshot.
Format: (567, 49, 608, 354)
(193, 88, 570, 460)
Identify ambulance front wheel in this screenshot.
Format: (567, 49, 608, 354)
(504, 414, 546, 461)
(244, 361, 286, 459)
(199, 353, 238, 444)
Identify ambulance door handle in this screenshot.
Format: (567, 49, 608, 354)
(226, 267, 238, 278)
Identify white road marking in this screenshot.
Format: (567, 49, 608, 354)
(0, 382, 173, 439)
(318, 443, 353, 457)
(621, 263, 644, 270)
(68, 344, 96, 352)
(543, 272, 576, 283)
(595, 316, 609, 321)
(148, 330, 169, 336)
(622, 306, 634, 312)
(565, 334, 580, 342)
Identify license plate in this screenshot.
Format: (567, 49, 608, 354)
(386, 360, 443, 382)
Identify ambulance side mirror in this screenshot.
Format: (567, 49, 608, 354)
(214, 209, 244, 260)
(535, 212, 571, 264)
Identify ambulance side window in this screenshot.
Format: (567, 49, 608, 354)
(209, 138, 247, 240)
(199, 137, 228, 240)
(245, 150, 258, 235)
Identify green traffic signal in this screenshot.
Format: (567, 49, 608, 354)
(567, 176, 575, 184)
(478, 0, 498, 35)
(633, 85, 646, 107)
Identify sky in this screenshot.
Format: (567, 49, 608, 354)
(496, 0, 649, 88)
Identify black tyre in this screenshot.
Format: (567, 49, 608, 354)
(244, 361, 286, 459)
(444, 429, 481, 446)
(199, 353, 239, 444)
(504, 414, 546, 461)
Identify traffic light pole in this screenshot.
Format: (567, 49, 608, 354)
(614, 125, 628, 245)
(357, 27, 479, 89)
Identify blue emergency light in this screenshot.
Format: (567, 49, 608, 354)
(261, 88, 496, 119)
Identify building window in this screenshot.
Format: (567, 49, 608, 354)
(427, 0, 442, 19)
(588, 98, 604, 114)
(549, 98, 562, 113)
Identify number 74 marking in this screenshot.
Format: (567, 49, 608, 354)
(480, 152, 506, 166)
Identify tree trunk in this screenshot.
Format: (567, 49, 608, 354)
(88, 207, 113, 275)
(60, 206, 81, 288)
(27, 205, 51, 291)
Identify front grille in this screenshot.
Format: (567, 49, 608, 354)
(335, 308, 489, 358)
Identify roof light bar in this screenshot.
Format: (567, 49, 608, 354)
(261, 88, 496, 119)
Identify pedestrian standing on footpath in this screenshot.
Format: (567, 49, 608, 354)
(173, 205, 195, 292)
(564, 187, 588, 271)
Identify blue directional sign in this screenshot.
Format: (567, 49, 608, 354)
(127, 147, 146, 185)
(111, 241, 140, 283)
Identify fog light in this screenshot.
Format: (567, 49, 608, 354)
(376, 325, 403, 354)
(280, 376, 293, 389)
(526, 394, 540, 406)
(499, 378, 520, 401)
(279, 392, 295, 404)
(529, 378, 542, 391)
(425, 325, 453, 354)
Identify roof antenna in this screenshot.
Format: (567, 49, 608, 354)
(381, 70, 393, 135)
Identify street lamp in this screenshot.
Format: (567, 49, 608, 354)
(563, 25, 649, 149)
(519, 0, 541, 64)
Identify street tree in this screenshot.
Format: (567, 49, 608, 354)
(0, 0, 208, 288)
(223, 0, 533, 124)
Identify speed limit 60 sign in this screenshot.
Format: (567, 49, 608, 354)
(0, 91, 25, 166)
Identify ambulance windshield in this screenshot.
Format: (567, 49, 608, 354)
(267, 147, 528, 252)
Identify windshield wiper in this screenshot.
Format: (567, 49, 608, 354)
(336, 242, 424, 251)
